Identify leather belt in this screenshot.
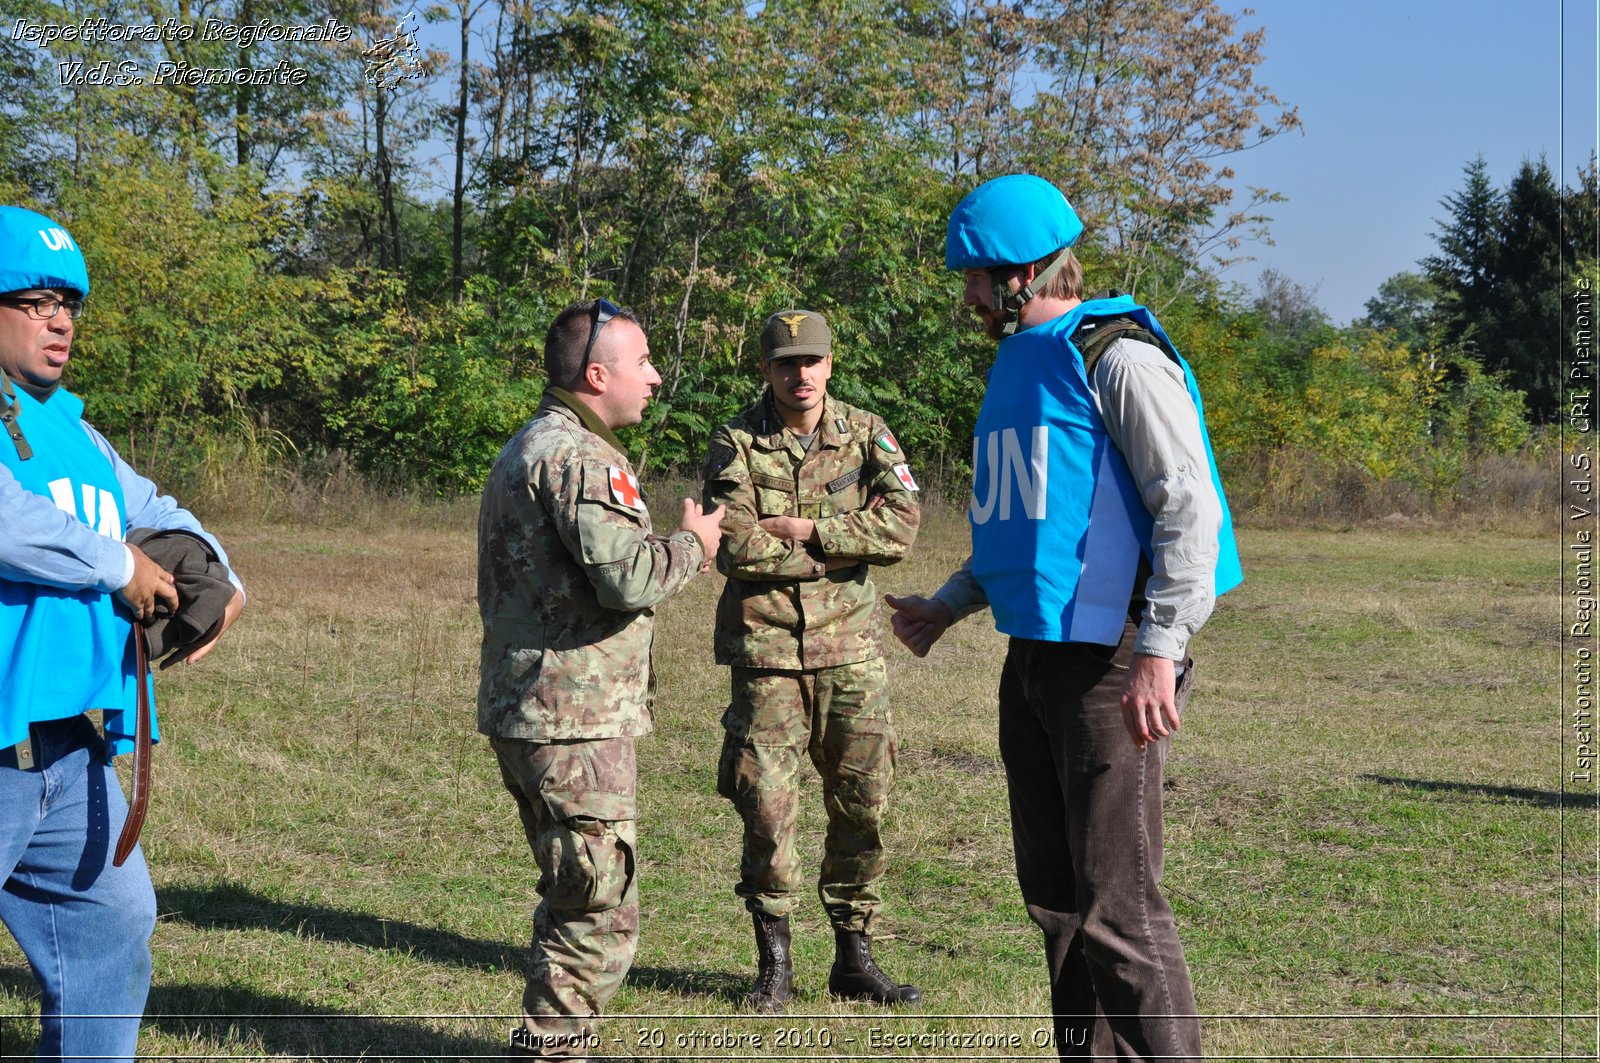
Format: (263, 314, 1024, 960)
(113, 627, 152, 867)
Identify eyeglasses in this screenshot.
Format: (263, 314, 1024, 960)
(579, 298, 621, 375)
(0, 295, 86, 321)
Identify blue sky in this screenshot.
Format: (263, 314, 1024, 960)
(1219, 0, 1598, 323)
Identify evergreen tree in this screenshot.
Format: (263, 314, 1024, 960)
(1565, 156, 1598, 268)
(1487, 158, 1563, 420)
(1423, 156, 1502, 353)
(1422, 155, 1582, 422)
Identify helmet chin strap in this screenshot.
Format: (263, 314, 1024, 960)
(993, 246, 1073, 336)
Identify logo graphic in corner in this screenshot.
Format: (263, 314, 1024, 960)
(778, 313, 808, 338)
(608, 466, 643, 509)
(362, 8, 424, 87)
(891, 463, 919, 492)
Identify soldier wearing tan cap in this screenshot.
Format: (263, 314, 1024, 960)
(702, 309, 923, 1012)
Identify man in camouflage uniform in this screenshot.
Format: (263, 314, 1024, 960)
(479, 299, 725, 1059)
(702, 309, 922, 1012)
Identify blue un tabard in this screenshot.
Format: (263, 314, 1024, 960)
(0, 385, 147, 752)
(967, 295, 1242, 645)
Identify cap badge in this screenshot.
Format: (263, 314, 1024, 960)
(778, 313, 808, 338)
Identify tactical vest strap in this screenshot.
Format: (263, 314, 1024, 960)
(1070, 290, 1179, 379)
(0, 368, 33, 461)
(1072, 319, 1164, 377)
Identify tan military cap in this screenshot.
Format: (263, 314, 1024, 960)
(760, 309, 832, 360)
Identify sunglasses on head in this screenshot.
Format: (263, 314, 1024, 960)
(580, 298, 622, 375)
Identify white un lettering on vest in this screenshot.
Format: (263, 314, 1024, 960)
(969, 425, 1048, 524)
(46, 476, 124, 538)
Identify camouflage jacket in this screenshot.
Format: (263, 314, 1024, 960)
(478, 390, 705, 741)
(703, 393, 919, 670)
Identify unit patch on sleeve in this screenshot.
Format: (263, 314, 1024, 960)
(707, 444, 736, 475)
(891, 463, 919, 492)
(873, 429, 900, 454)
(608, 465, 643, 509)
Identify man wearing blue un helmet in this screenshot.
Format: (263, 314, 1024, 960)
(887, 175, 1243, 1060)
(0, 206, 245, 1061)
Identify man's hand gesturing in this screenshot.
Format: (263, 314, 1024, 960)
(882, 594, 953, 658)
(680, 498, 727, 571)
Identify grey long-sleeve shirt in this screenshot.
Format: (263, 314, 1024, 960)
(932, 336, 1223, 661)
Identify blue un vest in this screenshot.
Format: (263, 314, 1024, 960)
(968, 295, 1243, 644)
(0, 385, 150, 753)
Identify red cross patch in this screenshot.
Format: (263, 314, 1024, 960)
(892, 463, 919, 492)
(608, 466, 642, 509)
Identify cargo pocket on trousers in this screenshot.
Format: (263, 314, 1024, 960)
(716, 733, 760, 802)
(544, 815, 635, 914)
(823, 719, 896, 815)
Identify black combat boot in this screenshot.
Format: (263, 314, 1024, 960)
(745, 912, 795, 1013)
(828, 927, 922, 1005)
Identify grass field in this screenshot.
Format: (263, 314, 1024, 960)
(0, 494, 1590, 1061)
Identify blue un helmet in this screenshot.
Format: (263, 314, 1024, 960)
(0, 206, 90, 298)
(945, 174, 1081, 335)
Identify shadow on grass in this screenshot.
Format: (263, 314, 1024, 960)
(0, 969, 519, 1060)
(626, 963, 748, 1005)
(1, 959, 35, 991)
(159, 882, 521, 974)
(162, 881, 751, 1008)
(1361, 774, 1600, 809)
(144, 983, 516, 1061)
(5, 959, 754, 1056)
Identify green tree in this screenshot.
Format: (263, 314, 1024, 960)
(1360, 271, 1440, 352)
(1423, 155, 1587, 422)
(0, 0, 1311, 490)
(36, 139, 315, 452)
(1423, 156, 1502, 335)
(1017, 0, 1303, 304)
(1567, 157, 1599, 264)
(1485, 157, 1563, 419)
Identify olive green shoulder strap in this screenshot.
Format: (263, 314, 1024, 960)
(1070, 317, 1166, 380)
(0, 367, 33, 460)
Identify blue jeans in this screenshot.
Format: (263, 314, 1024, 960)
(0, 714, 156, 1062)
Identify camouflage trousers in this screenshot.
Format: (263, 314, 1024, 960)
(492, 736, 638, 1060)
(717, 658, 896, 933)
